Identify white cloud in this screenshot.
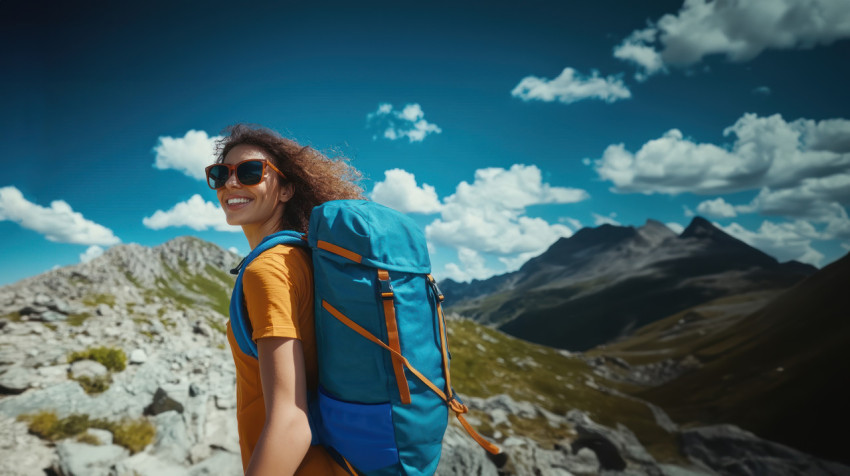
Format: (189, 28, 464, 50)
(594, 113, 850, 195)
(80, 245, 104, 263)
(371, 169, 442, 214)
(426, 165, 588, 281)
(367, 103, 442, 143)
(841, 242, 850, 251)
(666, 222, 685, 234)
(717, 219, 824, 266)
(511, 67, 631, 104)
(696, 197, 741, 218)
(0, 186, 120, 246)
(441, 248, 498, 283)
(613, 28, 667, 80)
(228, 246, 239, 255)
(616, 0, 850, 77)
(153, 130, 221, 180)
(142, 194, 238, 232)
(592, 212, 621, 226)
(753, 86, 772, 96)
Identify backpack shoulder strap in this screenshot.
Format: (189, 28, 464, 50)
(229, 230, 308, 359)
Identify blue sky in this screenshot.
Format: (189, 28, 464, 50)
(2, 0, 850, 286)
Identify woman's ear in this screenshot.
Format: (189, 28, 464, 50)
(279, 182, 294, 204)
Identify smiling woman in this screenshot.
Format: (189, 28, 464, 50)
(206, 124, 364, 475)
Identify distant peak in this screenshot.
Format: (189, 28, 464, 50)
(681, 216, 721, 238)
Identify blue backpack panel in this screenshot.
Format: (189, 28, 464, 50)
(230, 200, 499, 475)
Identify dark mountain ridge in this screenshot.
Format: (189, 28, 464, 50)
(441, 217, 816, 351)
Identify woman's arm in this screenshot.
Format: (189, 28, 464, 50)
(245, 337, 312, 476)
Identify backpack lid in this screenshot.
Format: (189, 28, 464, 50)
(308, 200, 431, 274)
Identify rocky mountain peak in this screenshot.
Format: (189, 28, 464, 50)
(680, 216, 728, 241)
(636, 219, 678, 247)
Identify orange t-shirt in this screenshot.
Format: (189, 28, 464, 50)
(226, 245, 348, 475)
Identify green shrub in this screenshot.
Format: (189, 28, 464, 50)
(74, 374, 112, 394)
(68, 346, 127, 372)
(76, 432, 102, 445)
(67, 313, 91, 326)
(18, 411, 155, 454)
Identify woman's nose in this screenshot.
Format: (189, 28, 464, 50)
(224, 169, 241, 188)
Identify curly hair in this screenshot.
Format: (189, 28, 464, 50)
(215, 124, 366, 233)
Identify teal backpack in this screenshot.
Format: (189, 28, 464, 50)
(229, 200, 499, 475)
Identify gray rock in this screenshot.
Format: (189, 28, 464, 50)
(145, 387, 185, 416)
(86, 428, 114, 445)
(54, 440, 128, 476)
(0, 366, 33, 394)
(69, 359, 109, 380)
(0, 414, 57, 476)
(567, 409, 658, 473)
(129, 348, 148, 364)
(187, 449, 243, 476)
(110, 451, 189, 476)
(36, 310, 67, 322)
(151, 410, 193, 464)
(681, 424, 850, 476)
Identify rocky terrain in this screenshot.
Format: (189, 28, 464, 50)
(441, 217, 816, 351)
(1, 237, 846, 475)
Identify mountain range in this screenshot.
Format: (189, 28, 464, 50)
(440, 216, 817, 350)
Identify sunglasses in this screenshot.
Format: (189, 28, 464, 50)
(205, 159, 286, 189)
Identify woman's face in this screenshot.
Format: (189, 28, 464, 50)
(217, 144, 291, 228)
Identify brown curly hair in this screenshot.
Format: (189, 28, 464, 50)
(215, 124, 366, 233)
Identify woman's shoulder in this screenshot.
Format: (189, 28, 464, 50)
(244, 245, 312, 281)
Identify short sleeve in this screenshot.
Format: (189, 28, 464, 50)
(242, 247, 311, 341)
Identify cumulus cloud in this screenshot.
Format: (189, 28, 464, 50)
(594, 113, 850, 195)
(367, 103, 442, 143)
(80, 245, 104, 263)
(616, 0, 850, 78)
(153, 130, 221, 180)
(717, 219, 825, 266)
(426, 165, 589, 281)
(142, 194, 238, 232)
(0, 186, 120, 245)
(441, 248, 498, 283)
(696, 197, 743, 218)
(371, 169, 442, 214)
(511, 67, 631, 104)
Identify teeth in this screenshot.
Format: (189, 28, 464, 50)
(227, 198, 251, 205)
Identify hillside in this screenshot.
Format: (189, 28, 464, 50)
(441, 217, 816, 351)
(589, 252, 850, 465)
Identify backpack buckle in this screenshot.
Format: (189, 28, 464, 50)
(427, 275, 444, 302)
(378, 277, 394, 300)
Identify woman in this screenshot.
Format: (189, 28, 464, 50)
(207, 124, 364, 475)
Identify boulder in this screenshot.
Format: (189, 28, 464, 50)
(681, 424, 850, 476)
(145, 387, 185, 416)
(0, 366, 32, 395)
(129, 348, 148, 365)
(567, 409, 658, 473)
(69, 360, 109, 380)
(53, 440, 128, 476)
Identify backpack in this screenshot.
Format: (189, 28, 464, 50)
(229, 199, 499, 475)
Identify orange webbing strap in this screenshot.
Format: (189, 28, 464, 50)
(322, 300, 448, 401)
(341, 455, 358, 476)
(317, 240, 363, 263)
(321, 300, 502, 455)
(436, 300, 453, 400)
(378, 269, 411, 404)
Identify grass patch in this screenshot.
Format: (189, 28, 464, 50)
(448, 318, 685, 463)
(73, 374, 112, 394)
(68, 346, 127, 372)
(76, 432, 102, 445)
(67, 313, 91, 326)
(18, 411, 155, 453)
(82, 294, 115, 308)
(2, 311, 22, 322)
(206, 316, 227, 334)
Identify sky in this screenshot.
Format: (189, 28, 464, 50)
(2, 0, 850, 286)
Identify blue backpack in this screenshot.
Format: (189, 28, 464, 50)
(229, 200, 499, 475)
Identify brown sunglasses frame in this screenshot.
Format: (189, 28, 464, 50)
(204, 159, 287, 189)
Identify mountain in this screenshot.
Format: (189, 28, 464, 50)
(588, 250, 850, 466)
(0, 236, 844, 475)
(441, 217, 816, 351)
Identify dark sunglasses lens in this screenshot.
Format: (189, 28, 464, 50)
(208, 165, 230, 189)
(237, 161, 264, 185)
